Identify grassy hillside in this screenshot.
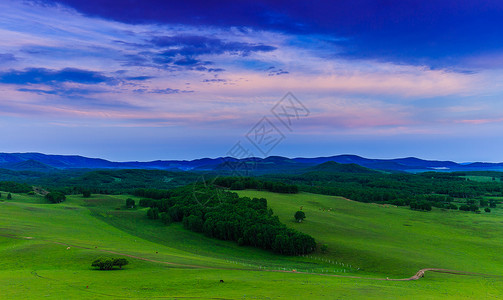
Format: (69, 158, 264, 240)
(238, 191, 503, 276)
(0, 191, 502, 298)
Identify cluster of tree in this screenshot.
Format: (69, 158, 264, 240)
(70, 169, 199, 193)
(409, 201, 432, 211)
(125, 198, 135, 209)
(0, 169, 200, 196)
(415, 194, 454, 203)
(446, 198, 497, 213)
(134, 188, 171, 199)
(147, 207, 159, 219)
(445, 203, 459, 210)
(91, 257, 129, 270)
(140, 198, 173, 210)
(142, 185, 316, 255)
(481, 199, 497, 208)
(459, 204, 480, 212)
(214, 177, 299, 193)
(0, 192, 13, 200)
(45, 191, 66, 203)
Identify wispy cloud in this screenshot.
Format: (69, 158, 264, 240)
(0, 53, 16, 64)
(0, 67, 114, 85)
(1, 0, 503, 162)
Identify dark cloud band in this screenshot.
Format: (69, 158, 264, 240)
(0, 67, 114, 85)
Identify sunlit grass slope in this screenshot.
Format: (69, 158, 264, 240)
(238, 190, 503, 277)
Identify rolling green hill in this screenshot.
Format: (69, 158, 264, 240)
(0, 190, 502, 299)
(238, 191, 503, 276)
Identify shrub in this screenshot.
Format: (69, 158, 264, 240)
(92, 257, 129, 270)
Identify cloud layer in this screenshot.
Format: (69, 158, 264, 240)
(0, 0, 502, 160)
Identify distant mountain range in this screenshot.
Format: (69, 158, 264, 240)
(1, 152, 503, 173)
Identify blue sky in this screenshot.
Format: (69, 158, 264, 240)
(1, 0, 503, 162)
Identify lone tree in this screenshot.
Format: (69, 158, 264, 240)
(294, 211, 306, 223)
(7, 193, 12, 200)
(92, 257, 129, 270)
(82, 190, 91, 198)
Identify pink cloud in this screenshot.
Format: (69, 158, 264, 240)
(456, 118, 503, 125)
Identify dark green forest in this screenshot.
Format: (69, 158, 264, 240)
(139, 184, 316, 255)
(1, 167, 501, 212)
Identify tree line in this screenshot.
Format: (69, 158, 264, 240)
(213, 177, 299, 193)
(0, 181, 32, 193)
(265, 171, 502, 211)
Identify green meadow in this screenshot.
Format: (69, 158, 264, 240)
(0, 191, 502, 299)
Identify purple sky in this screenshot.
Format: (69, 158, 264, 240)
(1, 0, 503, 162)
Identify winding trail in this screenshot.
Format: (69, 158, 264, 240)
(1, 233, 500, 282)
(264, 267, 496, 281)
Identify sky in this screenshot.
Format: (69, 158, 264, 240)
(1, 0, 503, 162)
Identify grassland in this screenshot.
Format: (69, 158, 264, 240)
(0, 191, 502, 299)
(238, 191, 503, 276)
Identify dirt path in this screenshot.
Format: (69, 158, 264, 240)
(2, 233, 499, 282)
(264, 267, 497, 281)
